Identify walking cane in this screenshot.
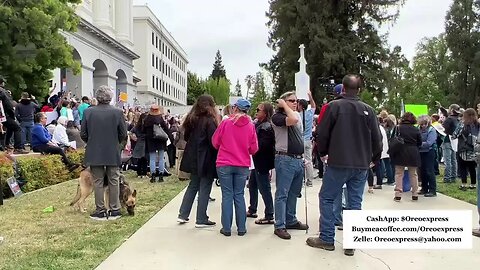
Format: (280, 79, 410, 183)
(302, 109, 308, 234)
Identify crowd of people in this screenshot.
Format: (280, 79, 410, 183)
(3, 73, 480, 255)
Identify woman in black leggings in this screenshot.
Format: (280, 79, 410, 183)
(453, 108, 479, 190)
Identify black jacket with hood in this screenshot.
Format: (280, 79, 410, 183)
(315, 95, 382, 169)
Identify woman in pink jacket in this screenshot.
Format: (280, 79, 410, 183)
(212, 99, 259, 237)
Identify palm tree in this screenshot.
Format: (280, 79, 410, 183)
(245, 75, 255, 99)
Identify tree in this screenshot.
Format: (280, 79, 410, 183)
(0, 0, 81, 99)
(210, 50, 227, 82)
(265, 0, 405, 104)
(445, 0, 480, 107)
(233, 79, 242, 96)
(187, 71, 205, 105)
(249, 71, 270, 117)
(245, 75, 255, 99)
(205, 77, 230, 105)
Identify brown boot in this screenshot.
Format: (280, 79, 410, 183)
(274, 228, 291, 240)
(306, 237, 335, 251)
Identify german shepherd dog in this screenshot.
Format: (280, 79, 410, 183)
(70, 168, 137, 215)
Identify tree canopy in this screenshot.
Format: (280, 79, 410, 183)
(265, 0, 405, 104)
(0, 0, 81, 99)
(210, 50, 227, 82)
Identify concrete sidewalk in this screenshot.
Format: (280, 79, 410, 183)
(97, 179, 480, 270)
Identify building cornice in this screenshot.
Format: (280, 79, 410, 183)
(78, 18, 140, 60)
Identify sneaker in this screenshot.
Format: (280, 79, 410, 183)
(424, 193, 437, 197)
(108, 210, 122, 220)
(459, 186, 467, 191)
(195, 220, 216, 228)
(306, 237, 335, 251)
(306, 180, 313, 187)
(13, 149, 29, 155)
(337, 225, 343, 231)
(274, 228, 291, 240)
(238, 231, 247, 236)
(177, 217, 189, 224)
(472, 229, 480, 237)
(373, 185, 382, 190)
(209, 197, 216, 202)
(344, 249, 355, 256)
(90, 211, 108, 221)
(286, 221, 309, 230)
(394, 197, 401, 202)
(469, 185, 476, 189)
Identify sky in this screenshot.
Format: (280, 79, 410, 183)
(133, 0, 453, 96)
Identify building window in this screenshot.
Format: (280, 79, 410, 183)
(156, 77, 159, 90)
(152, 54, 154, 67)
(156, 56, 158, 70)
(156, 36, 158, 49)
(152, 32, 154, 45)
(152, 75, 155, 89)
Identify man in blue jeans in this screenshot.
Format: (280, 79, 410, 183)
(442, 104, 460, 183)
(272, 91, 308, 240)
(307, 75, 382, 256)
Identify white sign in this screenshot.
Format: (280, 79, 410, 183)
(343, 210, 472, 249)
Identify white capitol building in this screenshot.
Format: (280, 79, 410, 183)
(51, 0, 188, 107)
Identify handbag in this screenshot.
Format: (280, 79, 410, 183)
(153, 124, 168, 141)
(388, 126, 404, 155)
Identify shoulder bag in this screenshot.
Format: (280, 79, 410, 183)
(153, 124, 168, 141)
(388, 126, 404, 155)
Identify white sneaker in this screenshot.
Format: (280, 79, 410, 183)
(177, 218, 189, 224)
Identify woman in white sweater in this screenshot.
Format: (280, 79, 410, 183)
(53, 116, 72, 148)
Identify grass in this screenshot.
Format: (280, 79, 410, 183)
(0, 172, 187, 270)
(437, 178, 477, 205)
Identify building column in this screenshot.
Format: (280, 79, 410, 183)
(107, 74, 118, 105)
(82, 65, 94, 98)
(115, 0, 133, 49)
(93, 0, 114, 37)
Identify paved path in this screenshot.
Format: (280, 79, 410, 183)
(97, 179, 480, 270)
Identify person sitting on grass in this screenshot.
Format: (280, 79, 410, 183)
(31, 112, 79, 172)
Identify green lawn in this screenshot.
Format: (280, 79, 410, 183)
(0, 172, 187, 270)
(437, 178, 477, 205)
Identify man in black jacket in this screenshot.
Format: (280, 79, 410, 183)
(307, 75, 382, 256)
(0, 77, 28, 154)
(442, 104, 460, 183)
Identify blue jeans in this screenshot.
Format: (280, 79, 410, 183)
(443, 142, 457, 182)
(333, 186, 348, 226)
(319, 166, 368, 243)
(274, 155, 304, 229)
(20, 121, 33, 145)
(383, 158, 394, 184)
(217, 166, 250, 233)
(248, 169, 274, 219)
(178, 174, 214, 224)
(420, 149, 436, 194)
(149, 150, 165, 174)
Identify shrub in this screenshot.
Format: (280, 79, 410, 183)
(1, 149, 85, 194)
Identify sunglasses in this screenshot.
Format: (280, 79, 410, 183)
(286, 99, 297, 103)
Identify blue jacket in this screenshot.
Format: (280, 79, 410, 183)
(419, 126, 437, 153)
(31, 123, 52, 148)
